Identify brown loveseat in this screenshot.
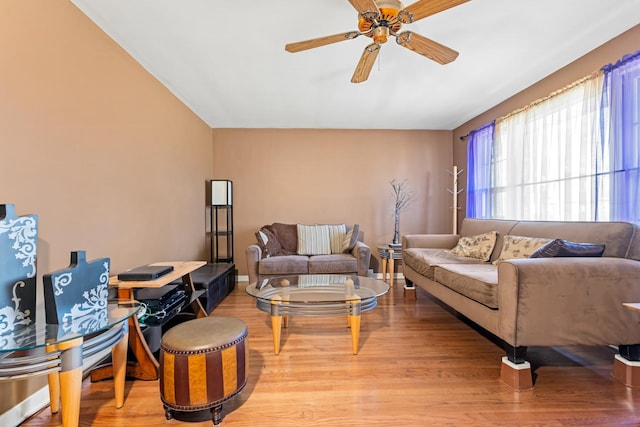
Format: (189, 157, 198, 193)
(402, 218, 640, 390)
(246, 223, 371, 284)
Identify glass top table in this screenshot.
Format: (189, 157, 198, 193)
(0, 300, 140, 427)
(0, 300, 140, 353)
(246, 274, 389, 355)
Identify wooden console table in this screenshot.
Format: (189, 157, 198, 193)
(91, 261, 207, 382)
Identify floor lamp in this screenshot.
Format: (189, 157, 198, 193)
(210, 180, 234, 264)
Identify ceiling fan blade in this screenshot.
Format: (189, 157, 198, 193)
(399, 0, 470, 23)
(395, 31, 458, 64)
(285, 31, 361, 53)
(347, 0, 381, 20)
(351, 43, 380, 83)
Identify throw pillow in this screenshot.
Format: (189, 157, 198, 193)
(342, 224, 360, 253)
(297, 224, 331, 255)
(530, 239, 605, 258)
(325, 224, 347, 254)
(255, 229, 269, 258)
(493, 235, 553, 264)
(448, 231, 497, 262)
(255, 227, 282, 258)
(270, 223, 298, 254)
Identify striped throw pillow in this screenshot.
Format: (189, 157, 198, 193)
(297, 224, 331, 255)
(325, 224, 347, 254)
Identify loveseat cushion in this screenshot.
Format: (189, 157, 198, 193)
(258, 255, 309, 276)
(308, 254, 358, 274)
(434, 264, 499, 309)
(403, 248, 485, 280)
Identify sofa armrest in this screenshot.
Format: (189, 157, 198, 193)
(402, 234, 460, 250)
(245, 244, 262, 284)
(497, 257, 640, 347)
(351, 240, 371, 276)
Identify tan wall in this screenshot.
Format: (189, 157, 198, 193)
(0, 1, 211, 415)
(212, 129, 453, 275)
(452, 24, 640, 227)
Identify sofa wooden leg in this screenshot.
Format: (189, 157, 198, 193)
(500, 356, 534, 391)
(403, 285, 416, 300)
(612, 354, 640, 387)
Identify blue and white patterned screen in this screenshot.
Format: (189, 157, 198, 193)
(0, 204, 38, 336)
(43, 251, 110, 333)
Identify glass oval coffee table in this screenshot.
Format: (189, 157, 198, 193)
(246, 274, 389, 355)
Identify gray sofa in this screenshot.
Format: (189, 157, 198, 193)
(246, 223, 371, 284)
(402, 218, 640, 390)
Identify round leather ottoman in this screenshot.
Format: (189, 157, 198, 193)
(159, 316, 248, 425)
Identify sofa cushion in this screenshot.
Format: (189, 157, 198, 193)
(297, 224, 331, 255)
(449, 231, 497, 262)
(493, 235, 552, 264)
(258, 255, 309, 276)
(530, 238, 606, 258)
(403, 248, 486, 280)
(309, 254, 358, 274)
(434, 264, 499, 309)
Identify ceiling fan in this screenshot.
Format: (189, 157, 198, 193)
(285, 0, 470, 83)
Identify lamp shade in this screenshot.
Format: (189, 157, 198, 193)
(210, 180, 232, 206)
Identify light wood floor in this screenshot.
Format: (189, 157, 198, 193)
(22, 280, 640, 426)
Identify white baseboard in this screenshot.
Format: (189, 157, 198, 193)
(0, 347, 112, 426)
(0, 385, 49, 427)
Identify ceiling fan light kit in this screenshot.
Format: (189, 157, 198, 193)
(285, 0, 470, 83)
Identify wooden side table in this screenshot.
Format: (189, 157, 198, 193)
(91, 261, 207, 382)
(377, 245, 402, 287)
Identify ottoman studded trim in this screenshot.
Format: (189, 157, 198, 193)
(160, 328, 248, 355)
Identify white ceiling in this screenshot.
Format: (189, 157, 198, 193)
(70, 0, 640, 130)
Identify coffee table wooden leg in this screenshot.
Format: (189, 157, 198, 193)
(281, 279, 290, 328)
(270, 297, 282, 355)
(350, 298, 362, 355)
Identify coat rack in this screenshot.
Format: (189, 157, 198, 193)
(447, 166, 464, 234)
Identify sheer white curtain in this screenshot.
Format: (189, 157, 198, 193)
(492, 73, 604, 220)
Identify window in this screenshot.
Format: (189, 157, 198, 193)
(467, 51, 640, 224)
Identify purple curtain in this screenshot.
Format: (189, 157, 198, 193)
(600, 50, 640, 224)
(466, 121, 495, 218)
